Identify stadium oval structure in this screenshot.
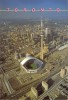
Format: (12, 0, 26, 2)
(20, 56, 43, 73)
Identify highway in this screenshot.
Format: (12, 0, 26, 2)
(38, 74, 68, 100)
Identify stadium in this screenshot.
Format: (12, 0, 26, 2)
(20, 56, 43, 73)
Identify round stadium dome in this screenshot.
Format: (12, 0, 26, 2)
(20, 56, 43, 73)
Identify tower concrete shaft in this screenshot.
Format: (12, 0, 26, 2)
(40, 35, 43, 60)
(40, 17, 44, 60)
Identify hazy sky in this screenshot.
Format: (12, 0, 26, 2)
(0, 0, 68, 20)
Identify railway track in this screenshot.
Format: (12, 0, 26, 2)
(4, 66, 64, 100)
(38, 74, 68, 100)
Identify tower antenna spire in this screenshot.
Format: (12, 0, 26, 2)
(41, 16, 43, 34)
